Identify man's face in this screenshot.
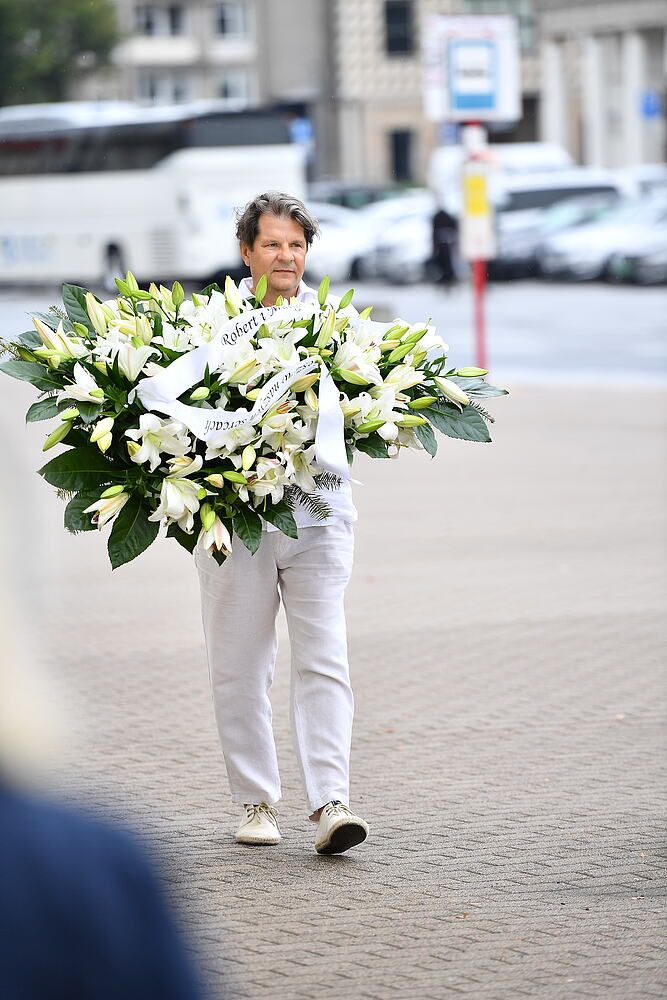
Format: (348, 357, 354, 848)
(240, 212, 308, 305)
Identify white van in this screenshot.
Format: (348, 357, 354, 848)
(429, 140, 574, 211)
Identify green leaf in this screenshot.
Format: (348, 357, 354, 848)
(107, 495, 159, 570)
(355, 435, 390, 459)
(64, 491, 99, 533)
(261, 499, 298, 539)
(74, 400, 103, 425)
(414, 420, 438, 457)
(26, 397, 60, 422)
(448, 376, 508, 398)
(0, 359, 64, 392)
(17, 330, 43, 349)
(39, 448, 118, 491)
(423, 404, 491, 443)
(62, 284, 95, 331)
(233, 505, 263, 554)
(166, 522, 198, 554)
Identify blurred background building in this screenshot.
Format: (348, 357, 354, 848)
(67, 0, 542, 184)
(538, 0, 667, 168)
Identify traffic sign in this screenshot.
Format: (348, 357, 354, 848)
(423, 15, 521, 123)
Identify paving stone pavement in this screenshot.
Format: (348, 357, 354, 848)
(3, 380, 666, 1000)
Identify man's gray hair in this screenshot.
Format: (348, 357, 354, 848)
(235, 191, 320, 248)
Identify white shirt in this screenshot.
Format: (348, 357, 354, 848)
(238, 276, 358, 533)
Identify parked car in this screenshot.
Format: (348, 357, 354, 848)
(611, 163, 667, 198)
(307, 181, 408, 210)
(538, 195, 667, 281)
(491, 191, 622, 279)
(356, 191, 437, 283)
(304, 201, 378, 282)
(608, 231, 667, 285)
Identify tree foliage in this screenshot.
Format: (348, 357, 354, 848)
(0, 0, 119, 105)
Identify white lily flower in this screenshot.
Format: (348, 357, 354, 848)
(283, 445, 318, 493)
(63, 363, 105, 403)
(333, 341, 382, 385)
(199, 515, 233, 556)
(115, 342, 159, 382)
(205, 422, 256, 461)
(125, 414, 190, 472)
(83, 491, 130, 528)
(384, 364, 425, 391)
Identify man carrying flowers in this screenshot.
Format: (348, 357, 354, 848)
(196, 192, 370, 854)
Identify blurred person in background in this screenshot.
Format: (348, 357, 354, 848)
(431, 202, 459, 290)
(0, 467, 205, 1000)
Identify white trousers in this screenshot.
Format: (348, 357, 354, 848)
(195, 520, 355, 818)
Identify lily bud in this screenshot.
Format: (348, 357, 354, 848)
(334, 316, 349, 333)
(387, 343, 414, 364)
(338, 369, 369, 386)
(97, 432, 113, 453)
(127, 440, 141, 458)
(338, 288, 354, 309)
(434, 376, 470, 406)
(395, 414, 427, 427)
(355, 419, 386, 434)
(340, 402, 362, 418)
(205, 474, 225, 488)
(291, 372, 320, 393)
(190, 386, 210, 401)
(222, 470, 248, 484)
(42, 422, 72, 451)
(401, 327, 428, 345)
(85, 292, 107, 336)
(411, 350, 427, 367)
(457, 366, 488, 377)
(224, 275, 241, 316)
(241, 445, 256, 471)
(101, 484, 126, 499)
(317, 275, 330, 307)
(408, 396, 438, 410)
(245, 388, 261, 400)
(315, 308, 336, 349)
(380, 340, 400, 352)
(200, 504, 216, 532)
(304, 387, 318, 411)
(358, 306, 373, 320)
(125, 271, 139, 292)
(93, 362, 108, 376)
(59, 406, 80, 421)
(197, 488, 208, 500)
(90, 417, 114, 444)
(90, 387, 105, 399)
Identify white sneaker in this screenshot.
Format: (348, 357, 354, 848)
(314, 800, 369, 855)
(235, 802, 281, 845)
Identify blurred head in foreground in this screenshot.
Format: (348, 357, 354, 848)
(0, 474, 204, 999)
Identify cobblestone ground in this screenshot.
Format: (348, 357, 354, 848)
(4, 381, 666, 1000)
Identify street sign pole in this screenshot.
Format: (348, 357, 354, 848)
(422, 14, 521, 374)
(460, 122, 494, 370)
(471, 258, 488, 370)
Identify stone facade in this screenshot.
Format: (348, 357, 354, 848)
(537, 0, 667, 166)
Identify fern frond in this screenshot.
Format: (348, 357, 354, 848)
(313, 472, 343, 491)
(284, 485, 333, 520)
(55, 489, 75, 502)
(468, 400, 495, 424)
(48, 305, 69, 321)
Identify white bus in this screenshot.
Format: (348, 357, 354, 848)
(0, 101, 306, 288)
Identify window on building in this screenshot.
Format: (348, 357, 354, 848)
(136, 5, 185, 37)
(389, 129, 413, 181)
(217, 69, 251, 105)
(463, 0, 535, 53)
(384, 1, 414, 55)
(216, 2, 248, 37)
(137, 70, 191, 104)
